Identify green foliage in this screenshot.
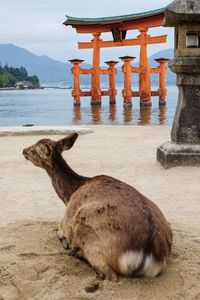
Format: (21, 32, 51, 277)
(28, 75, 40, 86)
(0, 64, 40, 88)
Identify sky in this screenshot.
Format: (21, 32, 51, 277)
(0, 0, 174, 64)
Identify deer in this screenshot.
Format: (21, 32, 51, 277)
(23, 133, 172, 282)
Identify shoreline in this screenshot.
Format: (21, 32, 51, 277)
(0, 124, 171, 136)
(0, 87, 44, 91)
(0, 125, 94, 137)
(0, 84, 177, 90)
(0, 87, 73, 91)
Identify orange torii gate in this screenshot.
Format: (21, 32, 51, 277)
(64, 8, 168, 106)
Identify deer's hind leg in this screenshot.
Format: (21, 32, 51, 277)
(83, 244, 118, 282)
(56, 231, 69, 250)
(56, 218, 70, 250)
(57, 219, 85, 260)
(72, 211, 119, 281)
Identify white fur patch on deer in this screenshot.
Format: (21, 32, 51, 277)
(119, 250, 144, 275)
(23, 133, 173, 282)
(142, 254, 165, 278)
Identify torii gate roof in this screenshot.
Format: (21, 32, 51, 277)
(64, 7, 165, 27)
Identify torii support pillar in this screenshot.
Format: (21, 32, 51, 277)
(120, 56, 136, 107)
(139, 28, 151, 106)
(91, 32, 101, 105)
(69, 59, 84, 106)
(155, 58, 169, 105)
(105, 60, 118, 104)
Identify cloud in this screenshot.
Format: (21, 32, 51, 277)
(0, 0, 174, 62)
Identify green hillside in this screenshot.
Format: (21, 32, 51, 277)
(0, 64, 40, 88)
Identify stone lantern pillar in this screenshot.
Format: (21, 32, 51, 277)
(157, 0, 200, 168)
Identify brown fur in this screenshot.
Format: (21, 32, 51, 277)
(23, 133, 173, 282)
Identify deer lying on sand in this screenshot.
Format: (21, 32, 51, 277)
(23, 133, 172, 282)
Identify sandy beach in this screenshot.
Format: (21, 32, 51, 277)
(0, 125, 200, 300)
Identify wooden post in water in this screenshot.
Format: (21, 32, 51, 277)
(69, 59, 84, 106)
(91, 32, 102, 105)
(120, 56, 135, 107)
(138, 28, 151, 106)
(155, 58, 169, 105)
(105, 60, 118, 104)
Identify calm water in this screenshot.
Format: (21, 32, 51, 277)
(0, 87, 178, 126)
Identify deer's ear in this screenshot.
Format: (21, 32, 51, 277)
(36, 144, 52, 159)
(57, 133, 78, 152)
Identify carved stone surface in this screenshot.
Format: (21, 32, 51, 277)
(157, 0, 200, 168)
(164, 0, 200, 26)
(157, 142, 200, 168)
(157, 68, 200, 166)
(171, 76, 200, 144)
(169, 58, 200, 74)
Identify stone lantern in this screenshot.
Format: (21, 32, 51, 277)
(157, 0, 200, 168)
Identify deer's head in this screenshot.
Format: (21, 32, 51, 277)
(23, 133, 78, 169)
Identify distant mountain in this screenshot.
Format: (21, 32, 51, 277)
(147, 48, 176, 85)
(147, 49, 174, 66)
(0, 44, 175, 86)
(0, 44, 81, 85)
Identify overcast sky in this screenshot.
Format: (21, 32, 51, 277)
(0, 0, 174, 64)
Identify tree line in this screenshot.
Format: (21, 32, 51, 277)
(0, 64, 40, 88)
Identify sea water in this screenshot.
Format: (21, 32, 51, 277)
(0, 86, 178, 126)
